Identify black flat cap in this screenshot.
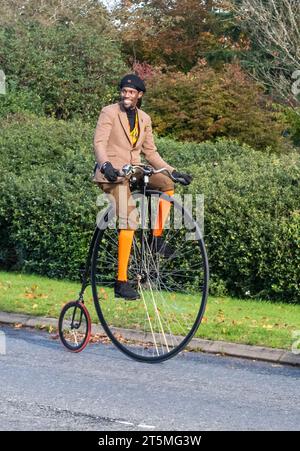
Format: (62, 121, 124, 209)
(119, 74, 146, 93)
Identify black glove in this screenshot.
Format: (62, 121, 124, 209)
(100, 161, 119, 182)
(172, 170, 193, 186)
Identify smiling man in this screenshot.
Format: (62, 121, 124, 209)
(93, 73, 192, 299)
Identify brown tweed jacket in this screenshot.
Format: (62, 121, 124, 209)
(93, 101, 174, 183)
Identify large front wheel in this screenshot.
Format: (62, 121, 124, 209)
(91, 190, 209, 363)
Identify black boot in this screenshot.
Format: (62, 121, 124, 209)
(150, 236, 174, 258)
(114, 280, 140, 300)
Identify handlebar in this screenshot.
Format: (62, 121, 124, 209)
(117, 164, 171, 178)
(94, 163, 190, 186)
(117, 164, 185, 184)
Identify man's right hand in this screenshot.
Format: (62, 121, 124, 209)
(100, 161, 119, 182)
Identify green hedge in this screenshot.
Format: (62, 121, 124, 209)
(0, 114, 299, 302)
(158, 137, 300, 302)
(0, 113, 98, 279)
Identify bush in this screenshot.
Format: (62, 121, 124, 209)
(0, 22, 127, 121)
(281, 107, 300, 148)
(0, 113, 94, 175)
(158, 137, 300, 302)
(144, 63, 288, 152)
(0, 113, 99, 278)
(10, 167, 98, 279)
(0, 84, 44, 117)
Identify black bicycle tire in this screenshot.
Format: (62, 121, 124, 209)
(91, 189, 209, 363)
(58, 301, 91, 353)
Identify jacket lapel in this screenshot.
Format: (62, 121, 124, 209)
(118, 109, 132, 146)
(135, 110, 145, 147)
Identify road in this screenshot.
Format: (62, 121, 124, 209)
(0, 324, 299, 431)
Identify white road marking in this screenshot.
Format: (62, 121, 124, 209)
(137, 423, 155, 429)
(116, 420, 134, 425)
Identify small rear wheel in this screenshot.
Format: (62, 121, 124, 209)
(58, 301, 91, 352)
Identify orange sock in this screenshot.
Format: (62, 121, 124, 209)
(153, 190, 174, 237)
(117, 229, 135, 282)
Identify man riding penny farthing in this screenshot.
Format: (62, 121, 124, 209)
(58, 74, 209, 363)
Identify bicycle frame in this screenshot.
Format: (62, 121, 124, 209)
(78, 226, 99, 301)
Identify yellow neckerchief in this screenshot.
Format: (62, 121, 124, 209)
(129, 111, 140, 147)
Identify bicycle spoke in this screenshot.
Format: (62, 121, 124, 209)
(138, 279, 160, 356)
(139, 247, 170, 354)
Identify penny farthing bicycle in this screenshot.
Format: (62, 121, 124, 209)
(58, 164, 209, 363)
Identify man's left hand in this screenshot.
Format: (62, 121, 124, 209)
(171, 170, 193, 186)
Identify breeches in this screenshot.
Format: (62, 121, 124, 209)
(98, 172, 175, 230)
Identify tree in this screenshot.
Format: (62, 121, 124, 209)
(112, 0, 248, 72)
(232, 0, 300, 107)
(0, 0, 111, 28)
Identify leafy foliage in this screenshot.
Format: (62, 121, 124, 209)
(281, 107, 300, 147)
(0, 114, 299, 301)
(0, 21, 127, 121)
(0, 0, 111, 27)
(158, 137, 300, 301)
(113, 0, 248, 71)
(144, 63, 287, 151)
(232, 0, 300, 107)
(0, 113, 98, 278)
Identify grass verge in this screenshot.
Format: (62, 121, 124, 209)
(0, 271, 299, 350)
